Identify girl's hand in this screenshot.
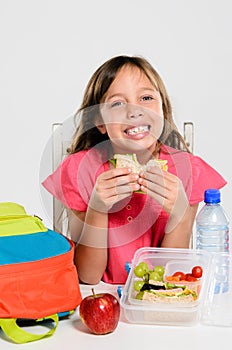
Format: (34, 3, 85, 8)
(89, 167, 140, 213)
(139, 167, 189, 232)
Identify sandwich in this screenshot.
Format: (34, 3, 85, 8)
(112, 153, 168, 173)
(137, 281, 198, 303)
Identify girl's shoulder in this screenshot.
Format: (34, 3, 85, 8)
(62, 149, 89, 164)
(61, 148, 104, 168)
(61, 148, 110, 180)
(159, 144, 216, 169)
(160, 144, 225, 178)
(159, 144, 227, 204)
(159, 144, 194, 169)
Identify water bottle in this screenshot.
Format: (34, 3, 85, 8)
(196, 189, 229, 294)
(196, 189, 229, 253)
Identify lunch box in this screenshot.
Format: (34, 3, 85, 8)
(120, 247, 232, 327)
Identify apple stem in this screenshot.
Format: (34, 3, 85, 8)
(91, 288, 96, 296)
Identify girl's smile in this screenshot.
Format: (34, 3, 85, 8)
(124, 124, 150, 139)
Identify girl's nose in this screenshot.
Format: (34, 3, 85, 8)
(126, 105, 144, 119)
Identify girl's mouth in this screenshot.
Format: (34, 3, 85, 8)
(125, 125, 150, 136)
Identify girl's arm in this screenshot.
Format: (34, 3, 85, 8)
(72, 208, 108, 285)
(70, 167, 140, 284)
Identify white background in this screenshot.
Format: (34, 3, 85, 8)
(0, 0, 231, 236)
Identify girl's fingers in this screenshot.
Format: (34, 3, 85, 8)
(138, 173, 166, 196)
(114, 182, 140, 195)
(139, 169, 184, 214)
(100, 167, 132, 180)
(99, 179, 140, 200)
(139, 168, 176, 192)
(98, 170, 139, 191)
(94, 170, 141, 211)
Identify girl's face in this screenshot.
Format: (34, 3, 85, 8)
(98, 65, 164, 161)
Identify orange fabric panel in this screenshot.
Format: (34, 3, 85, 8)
(0, 240, 82, 319)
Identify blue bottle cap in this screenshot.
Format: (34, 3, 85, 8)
(204, 189, 221, 204)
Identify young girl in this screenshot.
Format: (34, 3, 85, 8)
(42, 55, 227, 285)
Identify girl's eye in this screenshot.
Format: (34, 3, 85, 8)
(141, 95, 154, 101)
(110, 101, 125, 108)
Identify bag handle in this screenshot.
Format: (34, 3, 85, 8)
(0, 314, 58, 344)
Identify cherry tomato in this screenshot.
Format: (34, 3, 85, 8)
(191, 266, 203, 278)
(172, 271, 186, 280)
(185, 273, 197, 282)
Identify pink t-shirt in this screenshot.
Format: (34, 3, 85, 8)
(42, 145, 227, 284)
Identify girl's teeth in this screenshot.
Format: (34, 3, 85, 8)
(127, 126, 149, 135)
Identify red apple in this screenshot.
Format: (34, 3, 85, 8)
(79, 288, 120, 335)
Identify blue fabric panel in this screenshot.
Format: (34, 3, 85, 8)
(0, 229, 70, 265)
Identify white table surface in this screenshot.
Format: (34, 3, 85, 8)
(1, 281, 231, 350)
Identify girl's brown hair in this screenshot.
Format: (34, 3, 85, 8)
(68, 55, 190, 155)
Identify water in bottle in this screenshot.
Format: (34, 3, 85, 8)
(196, 189, 229, 293)
(196, 189, 229, 252)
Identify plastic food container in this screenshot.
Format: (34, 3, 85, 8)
(120, 247, 211, 326)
